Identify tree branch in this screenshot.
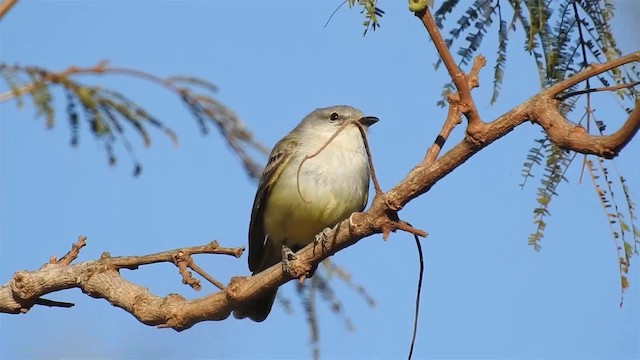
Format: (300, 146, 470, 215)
(0, 239, 243, 319)
(0, 62, 269, 179)
(0, 0, 18, 21)
(1, 7, 638, 332)
(414, 8, 483, 132)
(423, 56, 486, 165)
(387, 51, 640, 211)
(556, 81, 640, 101)
(533, 98, 640, 158)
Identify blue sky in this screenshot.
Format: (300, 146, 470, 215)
(1, 1, 639, 359)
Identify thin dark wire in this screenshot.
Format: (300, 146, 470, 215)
(408, 233, 424, 360)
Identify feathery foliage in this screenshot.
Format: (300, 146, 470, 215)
(430, 0, 640, 297)
(0, 63, 268, 178)
(348, 0, 385, 35)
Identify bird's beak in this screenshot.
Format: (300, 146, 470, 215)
(358, 116, 379, 127)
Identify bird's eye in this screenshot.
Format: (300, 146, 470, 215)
(329, 112, 339, 121)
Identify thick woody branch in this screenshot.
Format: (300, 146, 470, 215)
(0, 240, 243, 318)
(386, 50, 640, 210)
(533, 98, 640, 158)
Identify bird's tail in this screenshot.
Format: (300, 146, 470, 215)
(232, 288, 278, 322)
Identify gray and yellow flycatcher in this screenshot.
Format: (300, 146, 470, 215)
(233, 105, 378, 322)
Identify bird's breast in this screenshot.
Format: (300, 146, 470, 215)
(263, 141, 370, 248)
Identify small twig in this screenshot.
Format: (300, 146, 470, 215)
(467, 55, 486, 89)
(107, 241, 244, 269)
(394, 220, 428, 238)
(423, 55, 486, 164)
(0, 62, 181, 103)
(174, 251, 202, 291)
(296, 119, 381, 202)
(353, 120, 383, 197)
(556, 81, 640, 101)
(424, 101, 462, 165)
(545, 52, 640, 97)
(53, 235, 87, 265)
(188, 259, 225, 291)
(295, 121, 352, 203)
(296, 119, 351, 203)
(414, 8, 483, 128)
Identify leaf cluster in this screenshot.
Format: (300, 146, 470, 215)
(348, 0, 385, 35)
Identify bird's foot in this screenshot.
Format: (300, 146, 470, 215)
(313, 226, 333, 249)
(281, 245, 297, 274)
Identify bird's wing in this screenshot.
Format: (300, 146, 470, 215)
(248, 137, 299, 272)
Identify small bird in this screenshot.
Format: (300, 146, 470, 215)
(233, 105, 378, 322)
